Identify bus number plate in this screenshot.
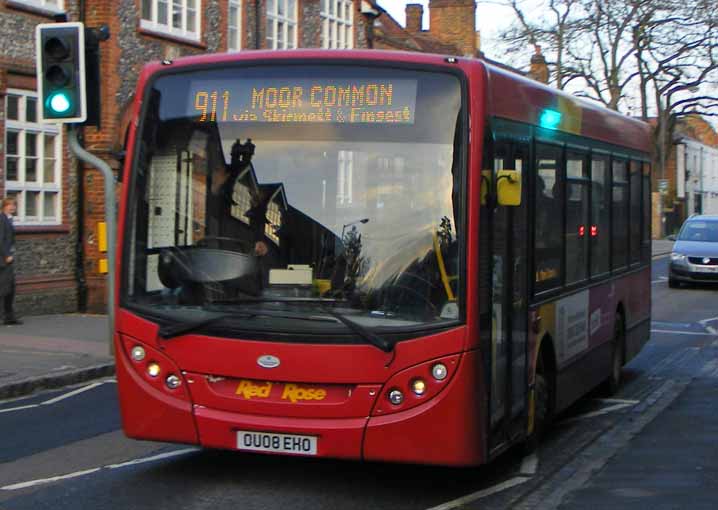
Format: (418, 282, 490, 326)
(236, 430, 317, 456)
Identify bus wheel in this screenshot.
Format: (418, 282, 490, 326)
(526, 354, 551, 452)
(606, 312, 625, 395)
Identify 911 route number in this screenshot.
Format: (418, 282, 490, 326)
(236, 430, 318, 455)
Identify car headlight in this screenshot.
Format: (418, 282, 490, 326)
(670, 252, 686, 262)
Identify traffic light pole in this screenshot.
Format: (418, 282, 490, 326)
(67, 126, 116, 356)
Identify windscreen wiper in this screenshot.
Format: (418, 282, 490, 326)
(208, 298, 394, 352)
(158, 312, 254, 339)
(158, 306, 342, 340)
(318, 304, 394, 353)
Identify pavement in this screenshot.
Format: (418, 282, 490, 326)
(0, 314, 113, 400)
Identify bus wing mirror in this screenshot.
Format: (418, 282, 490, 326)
(496, 170, 521, 206)
(480, 170, 492, 206)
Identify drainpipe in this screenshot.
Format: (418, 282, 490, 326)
(75, 0, 88, 311)
(255, 0, 261, 49)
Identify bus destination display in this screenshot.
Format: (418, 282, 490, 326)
(189, 78, 417, 125)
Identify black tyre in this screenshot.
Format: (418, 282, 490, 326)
(606, 312, 625, 396)
(526, 353, 552, 452)
(668, 278, 679, 288)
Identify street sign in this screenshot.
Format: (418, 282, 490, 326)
(658, 179, 669, 194)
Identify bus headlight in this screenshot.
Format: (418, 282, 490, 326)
(388, 389, 404, 405)
(411, 379, 427, 395)
(147, 362, 161, 377)
(130, 345, 146, 361)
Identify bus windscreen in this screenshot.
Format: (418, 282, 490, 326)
(124, 65, 462, 340)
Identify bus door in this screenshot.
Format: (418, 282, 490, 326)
(488, 138, 529, 445)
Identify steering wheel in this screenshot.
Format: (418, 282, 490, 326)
(195, 236, 254, 253)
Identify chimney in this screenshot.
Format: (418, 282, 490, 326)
(406, 4, 424, 33)
(428, 0, 477, 57)
(527, 45, 549, 84)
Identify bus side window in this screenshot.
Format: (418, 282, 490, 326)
(611, 159, 629, 271)
(534, 144, 563, 293)
(590, 155, 611, 277)
(565, 152, 589, 285)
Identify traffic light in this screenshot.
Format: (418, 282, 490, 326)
(36, 22, 86, 123)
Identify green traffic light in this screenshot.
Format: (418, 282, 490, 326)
(47, 91, 72, 115)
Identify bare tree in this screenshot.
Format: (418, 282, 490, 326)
(493, 0, 584, 89)
(635, 0, 718, 200)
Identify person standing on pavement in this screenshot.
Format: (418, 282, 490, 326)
(0, 197, 21, 325)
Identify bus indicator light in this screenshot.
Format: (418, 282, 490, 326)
(166, 374, 182, 389)
(539, 109, 562, 130)
(388, 389, 404, 405)
(432, 363, 448, 380)
(130, 345, 146, 361)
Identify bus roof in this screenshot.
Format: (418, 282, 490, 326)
(137, 49, 651, 154)
(482, 63, 652, 153)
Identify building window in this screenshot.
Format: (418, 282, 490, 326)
(231, 181, 252, 224)
(7, 0, 64, 13)
(265, 199, 281, 244)
(321, 0, 354, 49)
(141, 0, 201, 41)
(4, 90, 62, 225)
(228, 0, 242, 51)
(266, 0, 297, 49)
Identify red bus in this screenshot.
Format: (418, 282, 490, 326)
(115, 50, 651, 466)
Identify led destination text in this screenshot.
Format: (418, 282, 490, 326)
(192, 79, 417, 125)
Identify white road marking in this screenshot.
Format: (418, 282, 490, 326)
(41, 382, 104, 405)
(0, 380, 115, 414)
(651, 329, 716, 336)
(106, 448, 198, 469)
(560, 402, 637, 425)
(1, 468, 102, 491)
(651, 277, 668, 284)
(50, 365, 77, 372)
(1, 448, 199, 491)
(593, 398, 640, 405)
(519, 453, 538, 476)
(0, 404, 39, 414)
(697, 317, 718, 335)
(425, 477, 529, 510)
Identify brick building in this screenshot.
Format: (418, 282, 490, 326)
(1, 0, 378, 314)
(0, 0, 82, 315)
(1, 0, 544, 314)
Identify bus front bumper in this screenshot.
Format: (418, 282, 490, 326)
(191, 350, 485, 466)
